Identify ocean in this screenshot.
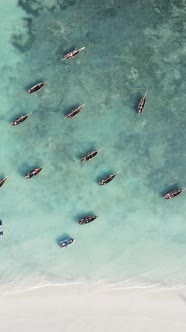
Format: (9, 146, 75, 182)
(0, 0, 185, 293)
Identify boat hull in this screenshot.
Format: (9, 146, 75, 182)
(63, 47, 85, 60)
(65, 104, 85, 119)
(28, 82, 46, 94)
(99, 174, 118, 186)
(0, 219, 3, 236)
(81, 151, 98, 162)
(164, 189, 182, 199)
(0, 177, 8, 188)
(137, 96, 146, 114)
(78, 216, 98, 225)
(60, 238, 75, 248)
(11, 113, 32, 126)
(25, 168, 42, 179)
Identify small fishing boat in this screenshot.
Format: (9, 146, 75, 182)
(137, 93, 147, 114)
(65, 104, 85, 119)
(164, 189, 182, 199)
(63, 47, 85, 60)
(81, 149, 102, 162)
(99, 172, 119, 186)
(24, 167, 42, 179)
(60, 238, 75, 248)
(0, 176, 8, 188)
(78, 215, 98, 225)
(28, 82, 46, 94)
(0, 219, 3, 236)
(11, 112, 32, 126)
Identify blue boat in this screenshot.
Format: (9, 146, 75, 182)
(0, 219, 3, 236)
(60, 238, 75, 248)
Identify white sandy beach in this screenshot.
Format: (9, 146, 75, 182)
(1, 285, 186, 332)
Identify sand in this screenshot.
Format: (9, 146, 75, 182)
(1, 285, 186, 332)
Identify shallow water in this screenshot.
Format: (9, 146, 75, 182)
(0, 0, 186, 291)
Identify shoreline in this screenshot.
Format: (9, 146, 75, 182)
(1, 280, 186, 297)
(1, 284, 186, 332)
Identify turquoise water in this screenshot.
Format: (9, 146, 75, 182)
(0, 0, 186, 291)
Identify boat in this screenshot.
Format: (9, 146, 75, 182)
(0, 176, 8, 188)
(11, 112, 32, 126)
(164, 189, 182, 199)
(78, 215, 98, 225)
(137, 93, 147, 114)
(81, 149, 102, 162)
(28, 82, 46, 94)
(65, 104, 85, 119)
(24, 167, 42, 179)
(63, 47, 85, 60)
(0, 219, 3, 236)
(99, 172, 119, 186)
(59, 238, 75, 248)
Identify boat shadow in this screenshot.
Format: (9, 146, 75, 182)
(96, 170, 113, 184)
(18, 163, 41, 177)
(56, 233, 70, 246)
(8, 104, 25, 121)
(160, 183, 180, 197)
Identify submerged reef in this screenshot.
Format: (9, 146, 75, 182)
(18, 0, 76, 15)
(14, 0, 76, 52)
(11, 17, 35, 52)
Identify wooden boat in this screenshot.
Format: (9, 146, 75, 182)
(24, 167, 42, 179)
(11, 112, 32, 126)
(137, 93, 147, 114)
(65, 104, 85, 119)
(60, 238, 75, 248)
(0, 219, 3, 236)
(164, 189, 182, 199)
(63, 47, 85, 60)
(99, 172, 119, 186)
(78, 215, 98, 225)
(0, 176, 8, 188)
(81, 149, 102, 162)
(28, 82, 46, 94)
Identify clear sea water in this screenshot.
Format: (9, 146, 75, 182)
(0, 0, 185, 292)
